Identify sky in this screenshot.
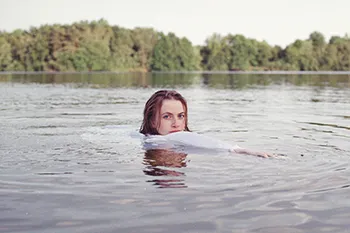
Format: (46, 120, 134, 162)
(1, 0, 349, 48)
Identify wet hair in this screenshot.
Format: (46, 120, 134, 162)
(140, 90, 190, 135)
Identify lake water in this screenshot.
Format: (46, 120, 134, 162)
(1, 72, 350, 233)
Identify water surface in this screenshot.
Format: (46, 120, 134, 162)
(1, 73, 350, 233)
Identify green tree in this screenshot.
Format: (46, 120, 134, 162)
(256, 41, 273, 67)
(131, 27, 158, 71)
(284, 40, 318, 70)
(308, 31, 327, 70)
(225, 34, 258, 70)
(309, 31, 326, 47)
(151, 32, 200, 71)
(324, 37, 350, 70)
(0, 35, 13, 71)
(200, 33, 229, 70)
(28, 26, 51, 71)
(109, 26, 137, 71)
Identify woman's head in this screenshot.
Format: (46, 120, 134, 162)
(140, 90, 190, 135)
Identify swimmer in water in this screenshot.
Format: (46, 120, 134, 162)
(140, 89, 275, 158)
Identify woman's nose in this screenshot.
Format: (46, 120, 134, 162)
(172, 118, 180, 127)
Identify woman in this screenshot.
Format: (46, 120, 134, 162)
(140, 90, 275, 158)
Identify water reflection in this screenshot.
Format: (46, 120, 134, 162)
(143, 149, 188, 188)
(1, 72, 350, 89)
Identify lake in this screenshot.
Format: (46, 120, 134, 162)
(1, 72, 350, 233)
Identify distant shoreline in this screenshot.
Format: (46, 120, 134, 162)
(1, 71, 350, 75)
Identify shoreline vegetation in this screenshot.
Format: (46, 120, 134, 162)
(0, 19, 350, 73)
(2, 71, 350, 75)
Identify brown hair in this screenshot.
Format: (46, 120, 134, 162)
(140, 90, 190, 135)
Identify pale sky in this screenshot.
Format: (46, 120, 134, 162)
(1, 0, 349, 48)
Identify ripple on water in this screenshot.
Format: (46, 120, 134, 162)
(1, 79, 350, 232)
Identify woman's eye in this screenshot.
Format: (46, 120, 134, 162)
(178, 114, 185, 119)
(163, 115, 170, 119)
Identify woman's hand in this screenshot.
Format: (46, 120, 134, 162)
(230, 148, 276, 158)
(253, 151, 276, 158)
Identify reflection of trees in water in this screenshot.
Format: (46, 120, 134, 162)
(1, 73, 350, 89)
(143, 149, 188, 188)
(203, 74, 350, 89)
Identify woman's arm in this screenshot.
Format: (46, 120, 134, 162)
(154, 132, 276, 158)
(230, 147, 275, 158)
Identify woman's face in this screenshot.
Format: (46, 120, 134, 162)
(157, 99, 186, 135)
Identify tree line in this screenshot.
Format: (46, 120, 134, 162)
(0, 19, 349, 72)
